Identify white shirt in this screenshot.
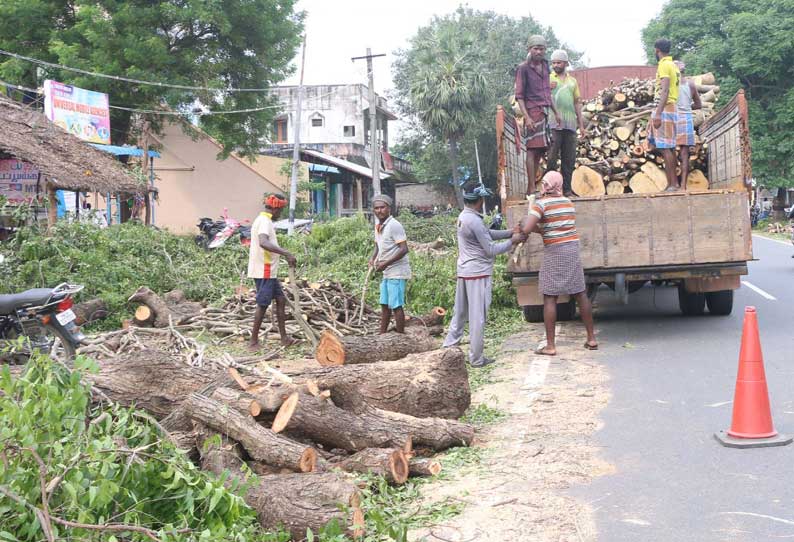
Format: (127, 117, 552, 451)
(247, 212, 280, 279)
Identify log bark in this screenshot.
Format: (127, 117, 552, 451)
(72, 299, 108, 326)
(293, 347, 470, 419)
(409, 458, 442, 477)
(211, 387, 264, 417)
(572, 165, 606, 197)
(405, 307, 447, 329)
(194, 424, 246, 475)
(273, 392, 474, 452)
(185, 393, 317, 472)
(334, 448, 409, 484)
(315, 327, 438, 366)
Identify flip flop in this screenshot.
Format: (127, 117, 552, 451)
(535, 346, 557, 356)
(584, 342, 599, 351)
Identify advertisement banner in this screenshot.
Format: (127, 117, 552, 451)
(43, 80, 111, 144)
(0, 159, 40, 203)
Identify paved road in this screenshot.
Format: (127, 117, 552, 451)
(574, 235, 794, 542)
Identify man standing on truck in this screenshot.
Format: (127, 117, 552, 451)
(443, 180, 524, 368)
(674, 60, 702, 190)
(648, 38, 681, 191)
(547, 49, 586, 197)
(515, 34, 562, 196)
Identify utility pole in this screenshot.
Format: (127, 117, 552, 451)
(474, 140, 486, 214)
(352, 49, 386, 196)
(288, 35, 307, 236)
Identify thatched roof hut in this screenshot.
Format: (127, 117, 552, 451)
(0, 95, 145, 194)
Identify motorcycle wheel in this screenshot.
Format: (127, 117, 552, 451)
(44, 323, 77, 361)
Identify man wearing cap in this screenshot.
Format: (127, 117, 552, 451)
(369, 194, 411, 334)
(515, 34, 562, 196)
(674, 60, 702, 190)
(443, 180, 524, 368)
(548, 49, 586, 197)
(247, 193, 298, 351)
(649, 38, 681, 191)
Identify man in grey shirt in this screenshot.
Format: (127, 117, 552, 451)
(369, 194, 411, 333)
(443, 181, 523, 367)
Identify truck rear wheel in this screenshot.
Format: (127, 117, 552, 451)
(706, 290, 734, 315)
(522, 299, 576, 323)
(678, 285, 706, 316)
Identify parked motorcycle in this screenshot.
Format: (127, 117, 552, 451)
(195, 210, 250, 249)
(0, 283, 86, 362)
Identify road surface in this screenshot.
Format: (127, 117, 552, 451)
(575, 235, 794, 541)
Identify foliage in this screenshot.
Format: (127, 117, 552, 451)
(642, 0, 794, 187)
(460, 403, 507, 426)
(0, 352, 270, 541)
(392, 7, 581, 192)
(0, 0, 303, 156)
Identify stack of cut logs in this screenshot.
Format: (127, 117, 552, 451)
(71, 285, 459, 538)
(572, 72, 719, 196)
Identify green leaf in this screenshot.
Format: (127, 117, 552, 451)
(208, 487, 224, 514)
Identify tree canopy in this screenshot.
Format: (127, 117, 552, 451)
(642, 0, 794, 188)
(392, 7, 581, 193)
(0, 0, 304, 156)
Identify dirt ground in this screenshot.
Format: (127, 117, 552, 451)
(410, 322, 614, 542)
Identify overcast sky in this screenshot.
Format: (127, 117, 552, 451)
(283, 0, 668, 137)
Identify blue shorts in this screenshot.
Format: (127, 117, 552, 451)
(379, 279, 407, 309)
(254, 278, 284, 308)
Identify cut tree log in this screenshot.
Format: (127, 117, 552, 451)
(606, 181, 625, 195)
(315, 327, 438, 366)
(194, 424, 246, 475)
(409, 238, 446, 253)
(185, 393, 317, 472)
(640, 163, 670, 191)
(273, 392, 474, 451)
(133, 305, 155, 327)
(128, 287, 201, 328)
(72, 298, 108, 326)
(335, 448, 409, 485)
(405, 307, 447, 329)
(409, 458, 442, 477)
(628, 172, 662, 194)
(572, 165, 606, 197)
(293, 348, 470, 419)
(687, 169, 709, 191)
(614, 126, 633, 142)
(210, 387, 263, 417)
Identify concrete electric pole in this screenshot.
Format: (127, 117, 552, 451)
(352, 49, 386, 196)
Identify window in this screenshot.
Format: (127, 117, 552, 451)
(273, 119, 288, 143)
(311, 117, 323, 127)
(343, 125, 355, 137)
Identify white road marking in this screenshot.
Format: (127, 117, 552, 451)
(652, 399, 669, 404)
(706, 401, 733, 408)
(621, 519, 651, 526)
(752, 234, 793, 247)
(741, 281, 777, 301)
(521, 357, 551, 391)
(719, 512, 794, 527)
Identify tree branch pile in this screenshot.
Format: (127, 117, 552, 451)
(573, 72, 720, 196)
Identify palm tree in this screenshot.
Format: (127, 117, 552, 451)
(409, 23, 489, 209)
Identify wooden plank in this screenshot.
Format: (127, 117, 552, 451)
(603, 198, 650, 267)
(650, 196, 691, 265)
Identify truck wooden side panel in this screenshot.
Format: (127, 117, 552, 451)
(699, 90, 752, 192)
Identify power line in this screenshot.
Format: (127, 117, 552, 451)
(0, 48, 274, 93)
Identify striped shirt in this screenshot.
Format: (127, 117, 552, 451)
(530, 196, 579, 246)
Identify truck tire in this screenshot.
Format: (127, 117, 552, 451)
(522, 299, 576, 323)
(706, 290, 734, 316)
(678, 285, 706, 316)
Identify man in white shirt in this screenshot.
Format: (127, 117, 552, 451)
(247, 193, 297, 351)
(369, 194, 411, 333)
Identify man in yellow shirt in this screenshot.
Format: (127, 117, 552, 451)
(649, 38, 681, 191)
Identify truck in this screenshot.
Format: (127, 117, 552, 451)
(497, 89, 753, 321)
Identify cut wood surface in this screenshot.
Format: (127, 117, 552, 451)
(72, 298, 108, 326)
(133, 305, 154, 327)
(210, 387, 262, 417)
(186, 393, 317, 472)
(293, 347, 471, 419)
(687, 169, 709, 191)
(606, 181, 625, 195)
(128, 287, 202, 328)
(315, 327, 438, 366)
(335, 448, 409, 484)
(628, 172, 660, 194)
(409, 458, 442, 477)
(572, 165, 606, 197)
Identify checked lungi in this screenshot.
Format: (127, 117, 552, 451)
(648, 103, 677, 150)
(676, 110, 695, 147)
(539, 241, 586, 296)
(520, 107, 552, 149)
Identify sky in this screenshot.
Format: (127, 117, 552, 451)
(283, 0, 668, 137)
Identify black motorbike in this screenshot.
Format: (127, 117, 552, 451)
(0, 283, 86, 362)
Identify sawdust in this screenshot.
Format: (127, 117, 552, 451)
(410, 322, 614, 542)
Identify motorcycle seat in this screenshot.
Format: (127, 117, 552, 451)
(0, 288, 55, 315)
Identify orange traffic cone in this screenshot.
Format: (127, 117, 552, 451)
(715, 307, 792, 448)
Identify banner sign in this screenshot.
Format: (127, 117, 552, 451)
(0, 159, 40, 203)
(43, 80, 111, 144)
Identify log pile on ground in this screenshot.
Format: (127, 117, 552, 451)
(573, 72, 719, 196)
(70, 287, 463, 538)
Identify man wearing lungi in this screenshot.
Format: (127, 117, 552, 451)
(443, 181, 524, 368)
(519, 171, 597, 355)
(515, 34, 562, 196)
(648, 38, 681, 191)
(674, 60, 702, 190)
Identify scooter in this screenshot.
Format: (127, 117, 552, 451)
(0, 283, 86, 362)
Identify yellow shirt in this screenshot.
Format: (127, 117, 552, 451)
(247, 212, 280, 279)
(655, 55, 680, 105)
